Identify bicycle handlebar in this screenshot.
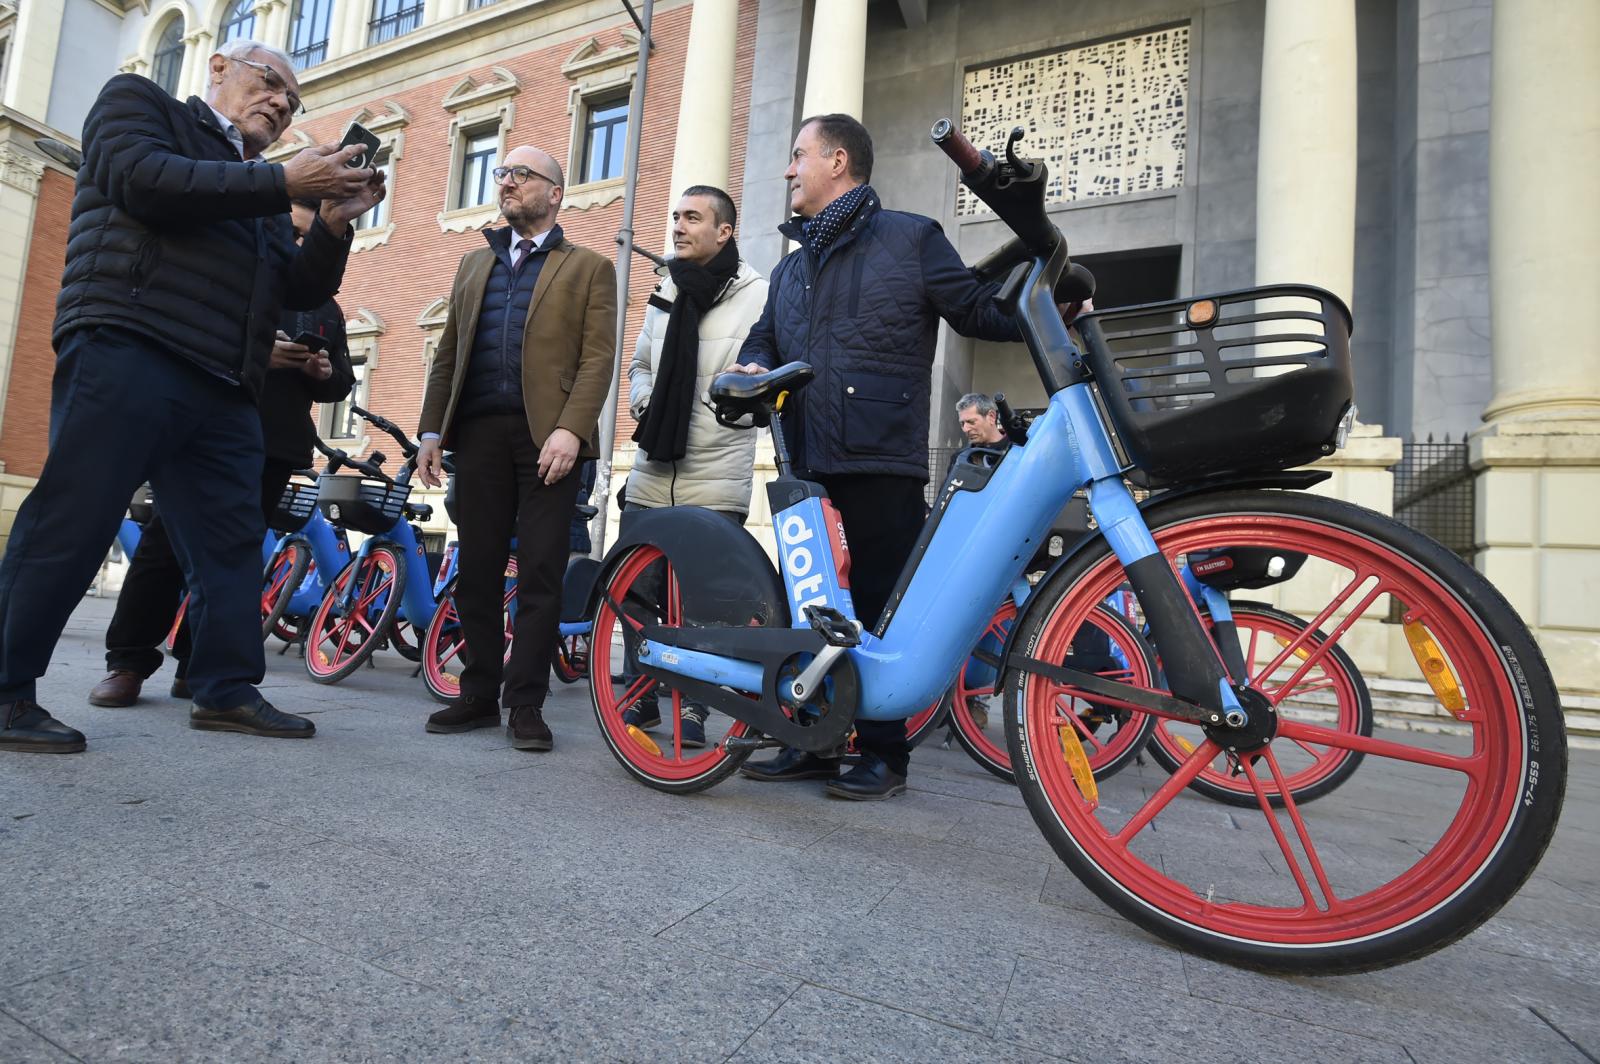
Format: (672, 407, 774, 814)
(931, 118, 985, 177)
(351, 404, 418, 458)
(313, 437, 393, 484)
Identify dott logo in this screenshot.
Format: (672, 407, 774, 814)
(779, 512, 830, 612)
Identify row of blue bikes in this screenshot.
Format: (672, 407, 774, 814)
(113, 123, 1564, 976)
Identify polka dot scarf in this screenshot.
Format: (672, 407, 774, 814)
(802, 183, 873, 257)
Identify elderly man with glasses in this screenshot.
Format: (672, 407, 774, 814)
(414, 146, 616, 752)
(0, 40, 384, 755)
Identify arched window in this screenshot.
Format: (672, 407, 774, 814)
(288, 0, 333, 69)
(219, 0, 257, 43)
(152, 17, 185, 96)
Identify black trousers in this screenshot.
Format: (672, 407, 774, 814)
(453, 414, 581, 708)
(0, 327, 268, 709)
(105, 460, 296, 679)
(805, 472, 929, 775)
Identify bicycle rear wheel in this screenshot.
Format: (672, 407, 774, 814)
(588, 545, 753, 793)
(305, 545, 405, 684)
(1005, 489, 1565, 973)
(949, 601, 1157, 783)
(1147, 600, 1374, 806)
(260, 540, 310, 643)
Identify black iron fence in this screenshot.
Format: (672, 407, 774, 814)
(1391, 436, 1475, 563)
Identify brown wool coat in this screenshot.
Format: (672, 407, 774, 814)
(418, 237, 617, 456)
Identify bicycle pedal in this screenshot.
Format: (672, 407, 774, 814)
(723, 735, 782, 753)
(803, 605, 860, 648)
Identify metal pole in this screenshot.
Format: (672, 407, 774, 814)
(592, 0, 655, 558)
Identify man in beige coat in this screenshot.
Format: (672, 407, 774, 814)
(621, 185, 768, 746)
(415, 145, 616, 751)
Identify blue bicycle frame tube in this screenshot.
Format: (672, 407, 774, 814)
(636, 640, 766, 691)
(773, 495, 855, 620)
(1181, 564, 1234, 624)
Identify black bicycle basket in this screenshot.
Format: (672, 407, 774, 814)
(1075, 285, 1354, 484)
(315, 474, 410, 536)
(270, 481, 319, 533)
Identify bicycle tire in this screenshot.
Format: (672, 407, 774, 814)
(260, 539, 311, 643)
(1004, 489, 1565, 974)
(305, 544, 406, 684)
(1146, 600, 1374, 806)
(588, 544, 754, 794)
(389, 618, 423, 662)
(421, 564, 518, 703)
(950, 602, 1157, 783)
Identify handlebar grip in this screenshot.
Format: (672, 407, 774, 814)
(930, 119, 984, 176)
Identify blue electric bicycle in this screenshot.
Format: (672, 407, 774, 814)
(584, 121, 1565, 973)
(258, 445, 356, 646)
(302, 407, 441, 683)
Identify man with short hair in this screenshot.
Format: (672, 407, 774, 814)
(620, 185, 769, 747)
(416, 146, 616, 752)
(956, 393, 1006, 447)
(0, 42, 383, 754)
(735, 114, 1020, 799)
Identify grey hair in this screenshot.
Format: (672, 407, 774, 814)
(956, 392, 997, 418)
(213, 39, 294, 69)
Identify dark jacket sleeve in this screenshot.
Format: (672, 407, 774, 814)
(82, 75, 290, 228)
(920, 224, 1023, 342)
(736, 264, 783, 369)
(304, 309, 354, 404)
(280, 215, 352, 311)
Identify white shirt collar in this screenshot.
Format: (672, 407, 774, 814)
(204, 101, 255, 160)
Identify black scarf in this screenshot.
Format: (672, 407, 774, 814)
(632, 238, 740, 462)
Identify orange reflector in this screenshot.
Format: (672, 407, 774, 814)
(1187, 299, 1218, 328)
(1058, 725, 1099, 805)
(1174, 734, 1196, 754)
(1403, 620, 1467, 718)
(626, 724, 662, 755)
(775, 390, 788, 412)
(1273, 636, 1311, 662)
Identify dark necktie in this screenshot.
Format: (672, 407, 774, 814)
(515, 237, 534, 268)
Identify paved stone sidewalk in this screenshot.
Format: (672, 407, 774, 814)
(2, 597, 1596, 1063)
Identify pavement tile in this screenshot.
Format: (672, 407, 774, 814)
(0, 1010, 78, 1063)
(376, 910, 801, 1061)
(660, 888, 1020, 1034)
(3, 913, 566, 1063)
(729, 983, 1069, 1063)
(999, 955, 1411, 1064)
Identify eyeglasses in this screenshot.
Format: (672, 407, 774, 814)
(492, 165, 561, 188)
(228, 56, 304, 116)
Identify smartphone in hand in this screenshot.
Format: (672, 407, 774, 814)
(290, 332, 329, 353)
(338, 121, 382, 170)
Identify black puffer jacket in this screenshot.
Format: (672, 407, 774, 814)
(739, 192, 1019, 481)
(53, 74, 350, 396)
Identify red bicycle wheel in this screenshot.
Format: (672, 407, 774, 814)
(589, 545, 754, 793)
(951, 601, 1156, 783)
(1006, 490, 1564, 973)
(304, 545, 405, 684)
(1147, 601, 1373, 806)
(420, 561, 517, 703)
(260, 541, 309, 643)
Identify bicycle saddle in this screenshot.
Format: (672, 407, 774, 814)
(710, 362, 814, 427)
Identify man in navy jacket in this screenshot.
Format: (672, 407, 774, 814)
(735, 113, 1019, 800)
(0, 41, 383, 755)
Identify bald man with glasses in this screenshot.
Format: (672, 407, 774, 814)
(415, 145, 616, 752)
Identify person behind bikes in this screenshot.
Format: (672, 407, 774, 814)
(732, 114, 1021, 800)
(618, 185, 769, 749)
(416, 145, 616, 752)
(86, 198, 355, 710)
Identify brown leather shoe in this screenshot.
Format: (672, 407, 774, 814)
(507, 705, 552, 751)
(170, 677, 191, 700)
(88, 670, 143, 708)
(426, 695, 500, 734)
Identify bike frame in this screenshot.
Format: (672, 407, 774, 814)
(271, 504, 351, 617)
(641, 258, 1243, 729)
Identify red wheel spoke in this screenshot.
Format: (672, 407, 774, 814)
(1245, 624, 1262, 675)
(1267, 586, 1383, 707)
(437, 637, 464, 667)
(332, 613, 357, 662)
(613, 676, 656, 716)
(1251, 573, 1373, 692)
(1291, 737, 1327, 759)
(1277, 719, 1475, 774)
(1239, 756, 1321, 909)
(1114, 738, 1224, 844)
(1257, 747, 1341, 911)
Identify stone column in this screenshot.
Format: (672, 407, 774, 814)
(1254, 0, 1356, 306)
(665, 0, 738, 224)
(328, 0, 371, 59)
(255, 0, 293, 50)
(0, 0, 65, 118)
(1472, 0, 1600, 698)
(801, 0, 867, 120)
(181, 29, 217, 98)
